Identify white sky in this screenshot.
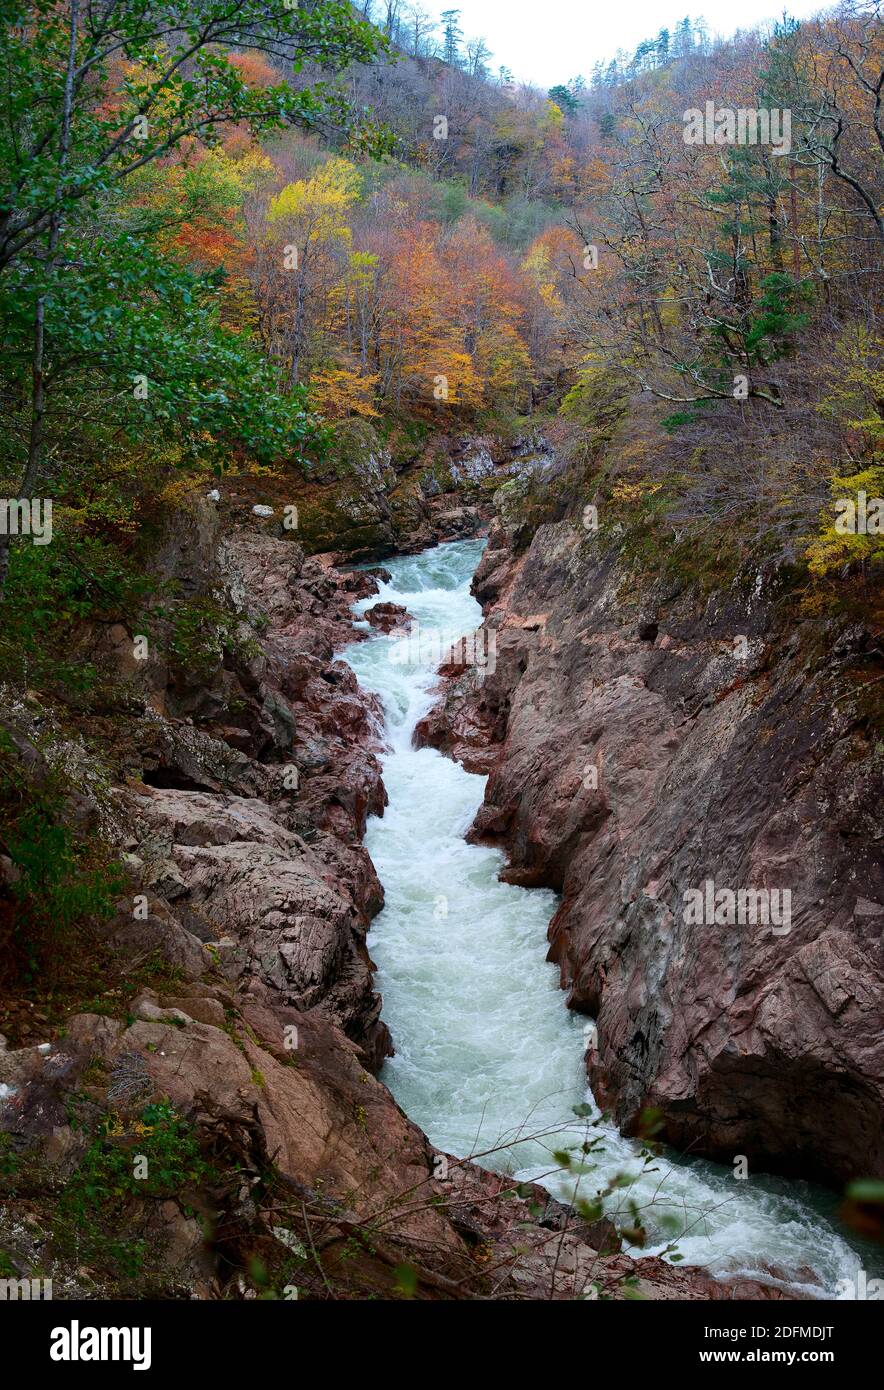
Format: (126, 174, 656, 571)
(448, 0, 832, 87)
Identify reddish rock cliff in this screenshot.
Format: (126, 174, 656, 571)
(419, 517, 884, 1186)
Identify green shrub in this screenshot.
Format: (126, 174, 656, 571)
(165, 598, 259, 683)
(0, 531, 154, 693)
(53, 1100, 210, 1283)
(0, 734, 123, 986)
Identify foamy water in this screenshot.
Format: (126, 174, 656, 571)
(341, 538, 865, 1296)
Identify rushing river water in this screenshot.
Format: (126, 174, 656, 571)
(341, 537, 866, 1297)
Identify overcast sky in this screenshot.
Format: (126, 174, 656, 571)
(448, 0, 831, 87)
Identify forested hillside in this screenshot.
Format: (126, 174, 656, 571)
(0, 0, 882, 1314)
(1, 2, 881, 650)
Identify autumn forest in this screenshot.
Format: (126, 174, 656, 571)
(1, 3, 882, 618)
(0, 0, 882, 1323)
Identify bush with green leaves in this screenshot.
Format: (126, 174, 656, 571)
(0, 730, 124, 986)
(0, 531, 155, 694)
(163, 597, 260, 684)
(53, 1101, 211, 1284)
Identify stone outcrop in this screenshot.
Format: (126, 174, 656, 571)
(419, 516, 884, 1186)
(2, 510, 392, 1071)
(215, 421, 560, 563)
(0, 480, 832, 1300)
(364, 601, 410, 633)
(124, 785, 389, 1065)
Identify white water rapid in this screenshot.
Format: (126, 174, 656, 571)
(341, 537, 866, 1297)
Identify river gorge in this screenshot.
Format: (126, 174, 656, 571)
(1, 439, 880, 1305)
(343, 537, 872, 1297)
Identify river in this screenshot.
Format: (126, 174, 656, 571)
(341, 536, 865, 1297)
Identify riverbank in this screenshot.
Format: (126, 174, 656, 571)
(0, 503, 784, 1301)
(1, 436, 879, 1298)
(341, 538, 870, 1298)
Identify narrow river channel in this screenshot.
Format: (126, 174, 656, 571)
(342, 537, 864, 1297)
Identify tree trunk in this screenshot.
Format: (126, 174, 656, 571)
(788, 163, 801, 280)
(1, 0, 79, 598)
(289, 276, 305, 388)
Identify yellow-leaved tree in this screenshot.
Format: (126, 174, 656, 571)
(806, 328, 884, 579)
(264, 158, 363, 385)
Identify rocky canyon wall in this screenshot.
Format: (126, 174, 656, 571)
(420, 507, 884, 1187)
(2, 476, 764, 1300)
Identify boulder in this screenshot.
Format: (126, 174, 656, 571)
(364, 602, 410, 633)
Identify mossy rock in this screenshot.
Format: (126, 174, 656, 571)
(388, 478, 429, 537)
(494, 472, 574, 552)
(422, 457, 457, 496)
(295, 481, 394, 560)
(379, 419, 433, 467)
(312, 419, 396, 489)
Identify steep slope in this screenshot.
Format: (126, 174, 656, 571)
(1, 491, 768, 1300)
(420, 505, 884, 1186)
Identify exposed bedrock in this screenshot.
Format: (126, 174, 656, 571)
(419, 518, 884, 1185)
(1, 502, 768, 1300)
